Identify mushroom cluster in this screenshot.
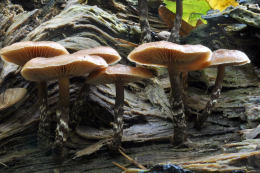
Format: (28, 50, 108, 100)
(0, 41, 69, 146)
(22, 53, 108, 153)
(127, 41, 250, 144)
(0, 40, 250, 156)
(128, 41, 212, 144)
(0, 42, 154, 154)
(72, 47, 154, 150)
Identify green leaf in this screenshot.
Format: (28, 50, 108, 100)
(164, 0, 211, 26)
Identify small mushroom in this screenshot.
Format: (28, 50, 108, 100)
(195, 49, 250, 129)
(0, 41, 69, 145)
(86, 64, 154, 150)
(74, 46, 121, 64)
(0, 88, 27, 111)
(128, 41, 212, 145)
(70, 46, 122, 129)
(21, 53, 108, 155)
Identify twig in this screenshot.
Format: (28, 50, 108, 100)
(114, 38, 138, 48)
(118, 148, 147, 169)
(73, 138, 111, 159)
(168, 0, 183, 43)
(112, 161, 127, 171)
(138, 0, 151, 43)
(0, 161, 8, 168)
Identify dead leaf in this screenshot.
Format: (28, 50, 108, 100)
(158, 5, 203, 36)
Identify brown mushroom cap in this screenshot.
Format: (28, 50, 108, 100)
(128, 41, 212, 72)
(21, 54, 108, 82)
(0, 41, 69, 66)
(210, 49, 250, 67)
(74, 46, 121, 64)
(86, 64, 154, 84)
(0, 88, 27, 110)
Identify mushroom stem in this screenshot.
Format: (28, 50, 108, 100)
(168, 65, 187, 145)
(168, 0, 183, 42)
(138, 0, 151, 43)
(55, 77, 70, 148)
(181, 72, 188, 91)
(70, 83, 90, 130)
(112, 81, 124, 150)
(37, 81, 51, 146)
(195, 65, 225, 129)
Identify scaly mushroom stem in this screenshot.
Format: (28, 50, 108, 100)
(55, 77, 70, 150)
(195, 65, 225, 129)
(112, 81, 124, 150)
(70, 83, 90, 130)
(168, 65, 187, 145)
(139, 0, 151, 43)
(37, 81, 52, 147)
(168, 0, 183, 42)
(181, 72, 188, 91)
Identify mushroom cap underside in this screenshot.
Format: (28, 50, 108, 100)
(86, 64, 154, 84)
(0, 88, 27, 110)
(74, 46, 121, 64)
(0, 41, 69, 66)
(128, 41, 212, 72)
(210, 49, 250, 67)
(21, 54, 108, 81)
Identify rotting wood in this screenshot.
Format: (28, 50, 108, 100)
(73, 138, 112, 159)
(0, 0, 260, 172)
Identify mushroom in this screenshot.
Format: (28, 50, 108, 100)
(0, 88, 27, 111)
(195, 49, 250, 129)
(0, 41, 69, 145)
(86, 64, 154, 150)
(0, 41, 69, 66)
(127, 41, 212, 144)
(70, 46, 122, 129)
(74, 46, 121, 64)
(21, 53, 108, 155)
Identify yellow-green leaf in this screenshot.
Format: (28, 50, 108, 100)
(206, 0, 239, 11)
(164, 0, 211, 26)
(158, 5, 201, 36)
(164, 0, 239, 26)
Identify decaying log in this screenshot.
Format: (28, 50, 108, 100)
(0, 0, 260, 172)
